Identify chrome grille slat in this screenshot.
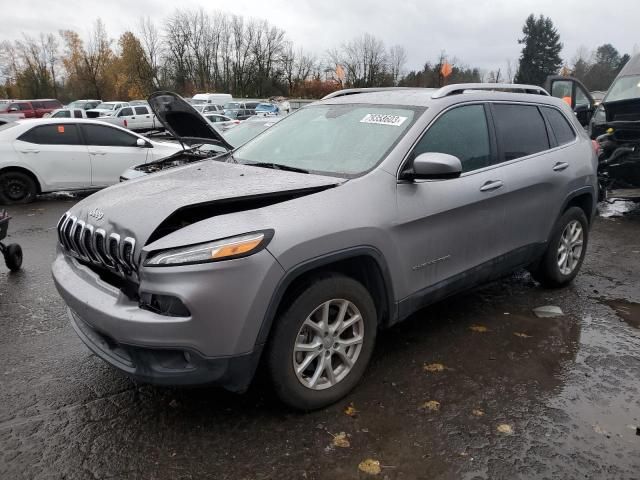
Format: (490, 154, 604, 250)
(56, 211, 138, 277)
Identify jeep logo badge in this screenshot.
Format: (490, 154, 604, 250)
(88, 208, 104, 221)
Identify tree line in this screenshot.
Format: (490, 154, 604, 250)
(0, 10, 634, 102)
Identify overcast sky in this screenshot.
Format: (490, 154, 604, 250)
(2, 0, 638, 73)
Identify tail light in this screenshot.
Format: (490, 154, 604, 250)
(124, 119, 128, 128)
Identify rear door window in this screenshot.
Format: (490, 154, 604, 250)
(412, 104, 491, 173)
(52, 110, 71, 118)
(73, 110, 84, 118)
(18, 124, 81, 145)
(80, 124, 138, 147)
(134, 106, 148, 115)
(541, 107, 576, 146)
(492, 104, 550, 162)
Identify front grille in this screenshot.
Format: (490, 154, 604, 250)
(57, 212, 138, 276)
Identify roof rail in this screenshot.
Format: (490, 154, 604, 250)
(322, 87, 417, 100)
(431, 83, 549, 99)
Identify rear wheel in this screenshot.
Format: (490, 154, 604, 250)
(530, 207, 588, 288)
(266, 274, 377, 410)
(0, 172, 37, 204)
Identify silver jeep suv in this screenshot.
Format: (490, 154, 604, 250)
(52, 85, 598, 410)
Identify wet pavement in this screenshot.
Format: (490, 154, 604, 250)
(1, 195, 639, 479)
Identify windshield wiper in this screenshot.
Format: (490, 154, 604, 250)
(248, 162, 309, 174)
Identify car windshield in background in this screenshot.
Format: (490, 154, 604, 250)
(96, 103, 117, 110)
(234, 104, 418, 177)
(224, 102, 241, 109)
(255, 103, 275, 111)
(191, 99, 206, 105)
(605, 75, 640, 102)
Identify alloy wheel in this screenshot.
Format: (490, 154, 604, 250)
(557, 219, 584, 275)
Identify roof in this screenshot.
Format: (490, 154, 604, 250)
(319, 86, 566, 108)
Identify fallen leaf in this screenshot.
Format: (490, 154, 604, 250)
(344, 403, 358, 417)
(423, 363, 445, 373)
(469, 324, 489, 333)
(332, 432, 350, 448)
(421, 400, 440, 411)
(532, 305, 564, 318)
(472, 409, 485, 417)
(497, 424, 513, 435)
(358, 459, 381, 475)
(513, 332, 532, 338)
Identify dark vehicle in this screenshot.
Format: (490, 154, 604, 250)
(0, 101, 36, 119)
(546, 55, 640, 199)
(224, 101, 260, 120)
(30, 99, 64, 118)
(0, 209, 22, 271)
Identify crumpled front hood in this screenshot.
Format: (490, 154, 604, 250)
(66, 160, 343, 256)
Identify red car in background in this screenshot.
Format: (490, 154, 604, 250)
(0, 99, 63, 118)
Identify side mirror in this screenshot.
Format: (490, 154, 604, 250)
(136, 138, 150, 148)
(401, 152, 462, 181)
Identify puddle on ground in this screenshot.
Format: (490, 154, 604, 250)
(604, 299, 640, 328)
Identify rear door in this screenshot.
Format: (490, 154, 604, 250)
(491, 102, 576, 257)
(116, 106, 134, 129)
(395, 103, 509, 296)
(133, 106, 153, 130)
(80, 123, 150, 186)
(14, 123, 91, 189)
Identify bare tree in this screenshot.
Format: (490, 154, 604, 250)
(84, 19, 113, 98)
(388, 45, 407, 85)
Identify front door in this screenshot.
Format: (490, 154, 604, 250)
(394, 103, 509, 300)
(546, 76, 595, 126)
(80, 124, 149, 187)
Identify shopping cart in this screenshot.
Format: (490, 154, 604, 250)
(0, 209, 22, 271)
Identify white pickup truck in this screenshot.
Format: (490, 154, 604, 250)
(104, 105, 161, 132)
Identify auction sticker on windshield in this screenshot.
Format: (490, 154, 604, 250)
(360, 113, 408, 126)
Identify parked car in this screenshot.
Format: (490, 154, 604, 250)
(254, 103, 280, 116)
(545, 53, 640, 199)
(105, 105, 161, 131)
(0, 118, 182, 204)
(0, 101, 36, 118)
(203, 113, 238, 129)
(52, 85, 598, 410)
(129, 100, 149, 106)
(224, 101, 259, 120)
(192, 93, 232, 106)
(47, 108, 88, 119)
(67, 100, 102, 110)
(121, 104, 280, 181)
(269, 96, 291, 114)
(30, 99, 64, 117)
(86, 101, 130, 118)
(194, 104, 225, 114)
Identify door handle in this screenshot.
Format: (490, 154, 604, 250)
(480, 180, 504, 192)
(553, 162, 569, 171)
(19, 149, 40, 153)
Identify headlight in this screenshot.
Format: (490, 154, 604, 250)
(144, 231, 271, 266)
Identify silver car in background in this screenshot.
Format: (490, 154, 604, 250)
(52, 85, 598, 410)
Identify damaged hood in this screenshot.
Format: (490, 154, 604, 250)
(148, 91, 234, 150)
(67, 160, 343, 253)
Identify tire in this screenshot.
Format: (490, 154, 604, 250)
(266, 274, 377, 410)
(4, 243, 23, 271)
(0, 171, 37, 204)
(530, 207, 589, 288)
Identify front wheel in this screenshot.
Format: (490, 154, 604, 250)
(0, 172, 37, 204)
(530, 207, 589, 288)
(266, 274, 377, 410)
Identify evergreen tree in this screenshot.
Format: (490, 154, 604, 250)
(514, 14, 563, 86)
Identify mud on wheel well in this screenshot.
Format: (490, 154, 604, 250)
(565, 193, 594, 223)
(273, 255, 392, 331)
(0, 167, 41, 193)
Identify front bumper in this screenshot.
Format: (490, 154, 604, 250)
(52, 249, 284, 388)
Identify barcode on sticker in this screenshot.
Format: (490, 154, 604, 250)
(360, 114, 407, 126)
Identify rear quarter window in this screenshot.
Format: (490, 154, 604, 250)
(492, 104, 550, 161)
(541, 107, 576, 146)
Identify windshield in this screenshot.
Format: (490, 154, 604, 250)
(234, 104, 418, 176)
(224, 102, 241, 109)
(255, 104, 274, 111)
(191, 99, 207, 105)
(223, 120, 277, 147)
(605, 75, 640, 103)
